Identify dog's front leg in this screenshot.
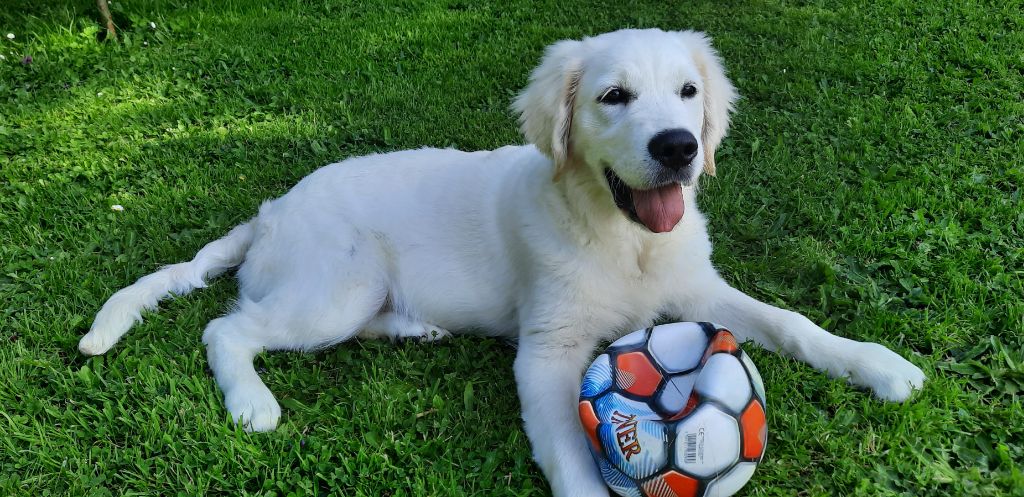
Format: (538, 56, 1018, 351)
(673, 271, 925, 401)
(515, 330, 609, 497)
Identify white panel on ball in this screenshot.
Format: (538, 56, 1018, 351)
(704, 461, 757, 496)
(674, 404, 740, 478)
(694, 354, 751, 414)
(610, 328, 648, 349)
(656, 373, 698, 413)
(739, 351, 766, 404)
(647, 322, 708, 373)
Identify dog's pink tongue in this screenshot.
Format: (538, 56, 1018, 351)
(632, 184, 684, 233)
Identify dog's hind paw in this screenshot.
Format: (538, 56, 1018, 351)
(415, 324, 452, 342)
(360, 312, 452, 342)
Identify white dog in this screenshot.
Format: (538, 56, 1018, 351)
(80, 29, 925, 496)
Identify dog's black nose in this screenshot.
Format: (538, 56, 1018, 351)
(648, 129, 699, 170)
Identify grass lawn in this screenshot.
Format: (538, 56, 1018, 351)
(2, 0, 1022, 495)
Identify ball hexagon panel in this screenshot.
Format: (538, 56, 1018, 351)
(647, 322, 708, 373)
(702, 330, 739, 363)
(597, 457, 644, 497)
(610, 328, 648, 349)
(641, 470, 700, 497)
(739, 351, 766, 404)
(656, 373, 698, 414)
(598, 418, 668, 479)
(740, 400, 767, 460)
(582, 353, 614, 398)
(693, 354, 751, 415)
(674, 404, 740, 478)
(667, 391, 700, 421)
(615, 351, 663, 397)
(579, 400, 602, 452)
(704, 461, 757, 497)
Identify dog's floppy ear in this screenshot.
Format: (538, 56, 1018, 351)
(513, 40, 584, 178)
(682, 31, 738, 177)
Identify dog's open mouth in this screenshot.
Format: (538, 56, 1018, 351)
(604, 169, 684, 233)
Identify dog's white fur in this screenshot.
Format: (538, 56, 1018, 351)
(80, 29, 925, 496)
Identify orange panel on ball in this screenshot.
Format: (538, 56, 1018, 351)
(740, 400, 767, 460)
(578, 401, 602, 452)
(641, 470, 699, 497)
(702, 330, 739, 362)
(616, 352, 662, 397)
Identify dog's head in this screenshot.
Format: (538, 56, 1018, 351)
(513, 29, 737, 233)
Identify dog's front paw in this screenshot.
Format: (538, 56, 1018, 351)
(847, 342, 926, 401)
(224, 382, 282, 432)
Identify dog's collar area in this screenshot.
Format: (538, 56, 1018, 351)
(604, 168, 642, 226)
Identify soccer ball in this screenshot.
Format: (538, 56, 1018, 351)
(578, 322, 767, 497)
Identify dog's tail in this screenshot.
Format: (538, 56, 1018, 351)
(78, 221, 255, 356)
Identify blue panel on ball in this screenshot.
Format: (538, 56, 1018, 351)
(597, 458, 643, 497)
(581, 354, 614, 398)
(598, 419, 668, 479)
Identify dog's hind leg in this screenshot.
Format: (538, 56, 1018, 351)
(203, 276, 387, 432)
(202, 307, 283, 432)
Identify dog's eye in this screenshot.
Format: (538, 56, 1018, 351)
(679, 84, 698, 99)
(598, 87, 631, 105)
